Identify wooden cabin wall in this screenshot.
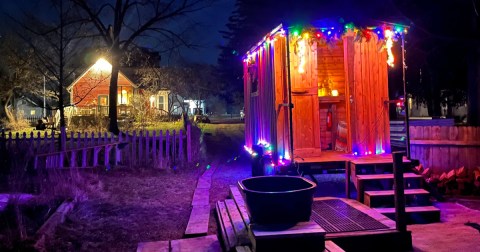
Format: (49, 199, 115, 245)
(289, 36, 321, 157)
(344, 35, 391, 154)
(243, 43, 277, 150)
(273, 36, 290, 158)
(316, 40, 347, 150)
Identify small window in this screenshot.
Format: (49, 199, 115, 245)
(98, 95, 109, 106)
(158, 96, 164, 110)
(30, 110, 36, 115)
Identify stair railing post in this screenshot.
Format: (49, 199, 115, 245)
(393, 151, 407, 232)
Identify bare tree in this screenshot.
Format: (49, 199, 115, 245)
(73, 0, 215, 134)
(7, 0, 96, 149)
(0, 35, 42, 127)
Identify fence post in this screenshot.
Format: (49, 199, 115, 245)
(42, 132, 48, 154)
(159, 130, 163, 169)
(172, 130, 176, 165)
(29, 132, 34, 153)
(139, 130, 144, 166)
(132, 130, 137, 167)
(179, 129, 183, 162)
(50, 132, 55, 152)
(393, 151, 407, 232)
(165, 130, 170, 165)
(145, 130, 150, 166)
(187, 124, 191, 162)
(70, 151, 76, 168)
(152, 130, 157, 166)
(36, 132, 41, 153)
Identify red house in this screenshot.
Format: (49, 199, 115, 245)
(67, 58, 139, 116)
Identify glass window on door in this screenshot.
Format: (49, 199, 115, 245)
(98, 95, 109, 106)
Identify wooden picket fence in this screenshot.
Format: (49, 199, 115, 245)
(0, 124, 199, 169)
(410, 126, 480, 173)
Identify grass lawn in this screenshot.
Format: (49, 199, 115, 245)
(37, 122, 247, 251)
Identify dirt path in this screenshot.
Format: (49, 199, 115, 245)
(200, 124, 251, 235)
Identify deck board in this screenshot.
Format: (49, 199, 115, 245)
(137, 241, 169, 252)
(171, 235, 221, 252)
(185, 205, 210, 236)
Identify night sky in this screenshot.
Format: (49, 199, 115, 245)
(0, 0, 235, 65)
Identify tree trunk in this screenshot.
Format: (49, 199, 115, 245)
(4, 93, 15, 123)
(109, 57, 120, 135)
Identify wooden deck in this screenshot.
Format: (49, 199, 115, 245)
(294, 152, 410, 165)
(219, 186, 412, 252)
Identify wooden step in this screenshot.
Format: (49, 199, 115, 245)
(357, 173, 422, 181)
(374, 206, 441, 224)
(229, 185, 250, 226)
(364, 189, 430, 207)
(184, 205, 210, 237)
(171, 235, 222, 252)
(216, 201, 236, 251)
(356, 173, 423, 202)
(324, 240, 345, 252)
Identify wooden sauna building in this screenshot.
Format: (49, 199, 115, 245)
(243, 22, 406, 165)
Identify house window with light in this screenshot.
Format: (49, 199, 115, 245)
(150, 95, 156, 108)
(119, 89, 128, 104)
(158, 96, 164, 110)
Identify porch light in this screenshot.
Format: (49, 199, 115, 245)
(93, 58, 112, 72)
(149, 95, 156, 107)
(331, 90, 339, 96)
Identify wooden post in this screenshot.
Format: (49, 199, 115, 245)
(36, 132, 41, 153)
(179, 129, 184, 162)
(42, 132, 48, 154)
(93, 146, 100, 167)
(345, 162, 351, 199)
(132, 130, 137, 167)
(105, 145, 111, 170)
(82, 148, 87, 168)
(49, 132, 55, 153)
(139, 131, 144, 166)
(70, 151, 76, 168)
(187, 125, 192, 162)
(166, 130, 170, 164)
(113, 133, 119, 166)
(172, 130, 176, 164)
(70, 132, 74, 149)
(159, 130, 163, 169)
(152, 130, 157, 165)
(29, 132, 34, 153)
(145, 130, 150, 166)
(393, 151, 407, 232)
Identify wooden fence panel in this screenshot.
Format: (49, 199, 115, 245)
(410, 126, 480, 174)
(1, 126, 197, 170)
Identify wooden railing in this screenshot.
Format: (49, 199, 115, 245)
(34, 142, 123, 169)
(1, 125, 198, 169)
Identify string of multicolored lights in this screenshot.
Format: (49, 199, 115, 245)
(244, 22, 408, 68)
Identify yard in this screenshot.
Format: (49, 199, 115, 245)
(37, 122, 249, 251)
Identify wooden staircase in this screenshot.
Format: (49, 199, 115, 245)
(350, 158, 441, 224)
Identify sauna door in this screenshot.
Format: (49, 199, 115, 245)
(289, 38, 321, 157)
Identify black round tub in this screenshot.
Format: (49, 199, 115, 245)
(238, 176, 317, 224)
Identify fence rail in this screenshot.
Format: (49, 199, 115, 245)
(1, 125, 198, 169)
(410, 126, 480, 174)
